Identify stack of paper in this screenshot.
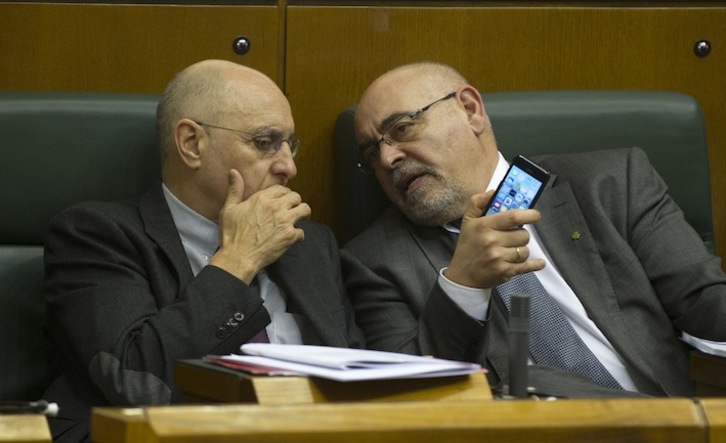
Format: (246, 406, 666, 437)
(206, 344, 482, 382)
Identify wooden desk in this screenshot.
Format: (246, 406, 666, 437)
(90, 409, 150, 443)
(174, 359, 491, 404)
(700, 399, 726, 443)
(0, 415, 51, 443)
(91, 398, 706, 443)
(690, 351, 726, 397)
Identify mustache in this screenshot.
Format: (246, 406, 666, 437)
(391, 160, 436, 189)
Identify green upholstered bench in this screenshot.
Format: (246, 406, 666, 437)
(0, 93, 160, 401)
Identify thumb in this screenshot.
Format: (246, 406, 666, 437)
(223, 169, 245, 208)
(463, 190, 495, 221)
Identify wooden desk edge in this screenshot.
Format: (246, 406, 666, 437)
(91, 398, 712, 443)
(0, 414, 51, 443)
(698, 398, 726, 442)
(174, 359, 491, 404)
(90, 407, 151, 443)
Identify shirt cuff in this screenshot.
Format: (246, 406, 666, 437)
(438, 267, 492, 321)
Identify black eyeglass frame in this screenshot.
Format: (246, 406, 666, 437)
(356, 91, 456, 174)
(194, 120, 301, 158)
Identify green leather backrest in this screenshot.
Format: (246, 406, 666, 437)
(334, 90, 713, 250)
(0, 92, 160, 400)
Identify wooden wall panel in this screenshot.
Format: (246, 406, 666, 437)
(285, 6, 726, 264)
(0, 3, 280, 93)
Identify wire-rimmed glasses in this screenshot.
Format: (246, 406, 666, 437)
(356, 91, 456, 174)
(195, 121, 300, 158)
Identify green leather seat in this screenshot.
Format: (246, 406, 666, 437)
(0, 93, 160, 400)
(334, 90, 713, 250)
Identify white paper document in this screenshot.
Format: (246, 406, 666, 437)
(210, 344, 482, 382)
(682, 332, 726, 358)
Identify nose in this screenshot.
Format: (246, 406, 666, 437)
(377, 139, 406, 170)
(272, 143, 297, 179)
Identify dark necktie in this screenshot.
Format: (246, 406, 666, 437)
(495, 271, 622, 390)
(248, 328, 270, 343)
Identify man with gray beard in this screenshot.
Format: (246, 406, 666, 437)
(342, 61, 726, 398)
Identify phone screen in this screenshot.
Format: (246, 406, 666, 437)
(483, 155, 550, 216)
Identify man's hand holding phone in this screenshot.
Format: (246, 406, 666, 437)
(445, 192, 546, 289)
(444, 155, 550, 289)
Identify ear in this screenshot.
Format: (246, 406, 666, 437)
(174, 118, 205, 170)
(457, 85, 489, 136)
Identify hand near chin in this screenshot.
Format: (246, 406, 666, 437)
(209, 169, 311, 284)
(444, 191, 546, 289)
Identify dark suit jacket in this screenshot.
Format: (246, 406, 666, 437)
(43, 183, 365, 442)
(343, 147, 726, 398)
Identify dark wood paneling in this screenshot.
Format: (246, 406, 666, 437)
(0, 3, 280, 93)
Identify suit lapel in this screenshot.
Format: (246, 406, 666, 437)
(535, 174, 662, 393)
(267, 243, 350, 347)
(408, 224, 457, 273)
(139, 184, 194, 284)
(139, 187, 348, 348)
(407, 222, 514, 380)
(535, 175, 620, 324)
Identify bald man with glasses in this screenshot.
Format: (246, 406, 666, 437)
(43, 59, 364, 443)
(342, 61, 726, 399)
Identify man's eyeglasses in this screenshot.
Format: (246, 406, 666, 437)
(194, 121, 301, 158)
(356, 92, 456, 175)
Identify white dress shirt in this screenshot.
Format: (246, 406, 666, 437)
(439, 153, 637, 391)
(162, 184, 304, 344)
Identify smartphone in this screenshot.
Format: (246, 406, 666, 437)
(483, 155, 550, 216)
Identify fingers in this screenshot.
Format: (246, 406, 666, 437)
(220, 171, 311, 224)
(464, 191, 540, 227)
(255, 185, 311, 222)
(446, 192, 546, 289)
(503, 256, 546, 280)
(223, 169, 246, 210)
(462, 190, 494, 221)
(213, 179, 312, 282)
(481, 244, 545, 284)
(273, 190, 310, 243)
(487, 208, 541, 231)
(509, 246, 541, 266)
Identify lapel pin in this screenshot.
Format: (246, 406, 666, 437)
(571, 231, 581, 241)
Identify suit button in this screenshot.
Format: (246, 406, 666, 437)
(216, 326, 228, 339)
(233, 312, 245, 322)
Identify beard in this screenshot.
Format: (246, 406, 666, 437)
(391, 160, 471, 227)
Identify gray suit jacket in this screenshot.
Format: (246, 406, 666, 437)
(44, 183, 365, 442)
(343, 147, 726, 398)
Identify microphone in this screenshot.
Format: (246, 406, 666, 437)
(508, 292, 530, 398)
(0, 400, 59, 416)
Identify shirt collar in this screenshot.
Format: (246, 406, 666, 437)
(162, 183, 219, 258)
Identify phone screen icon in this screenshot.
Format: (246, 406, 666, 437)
(483, 156, 549, 216)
